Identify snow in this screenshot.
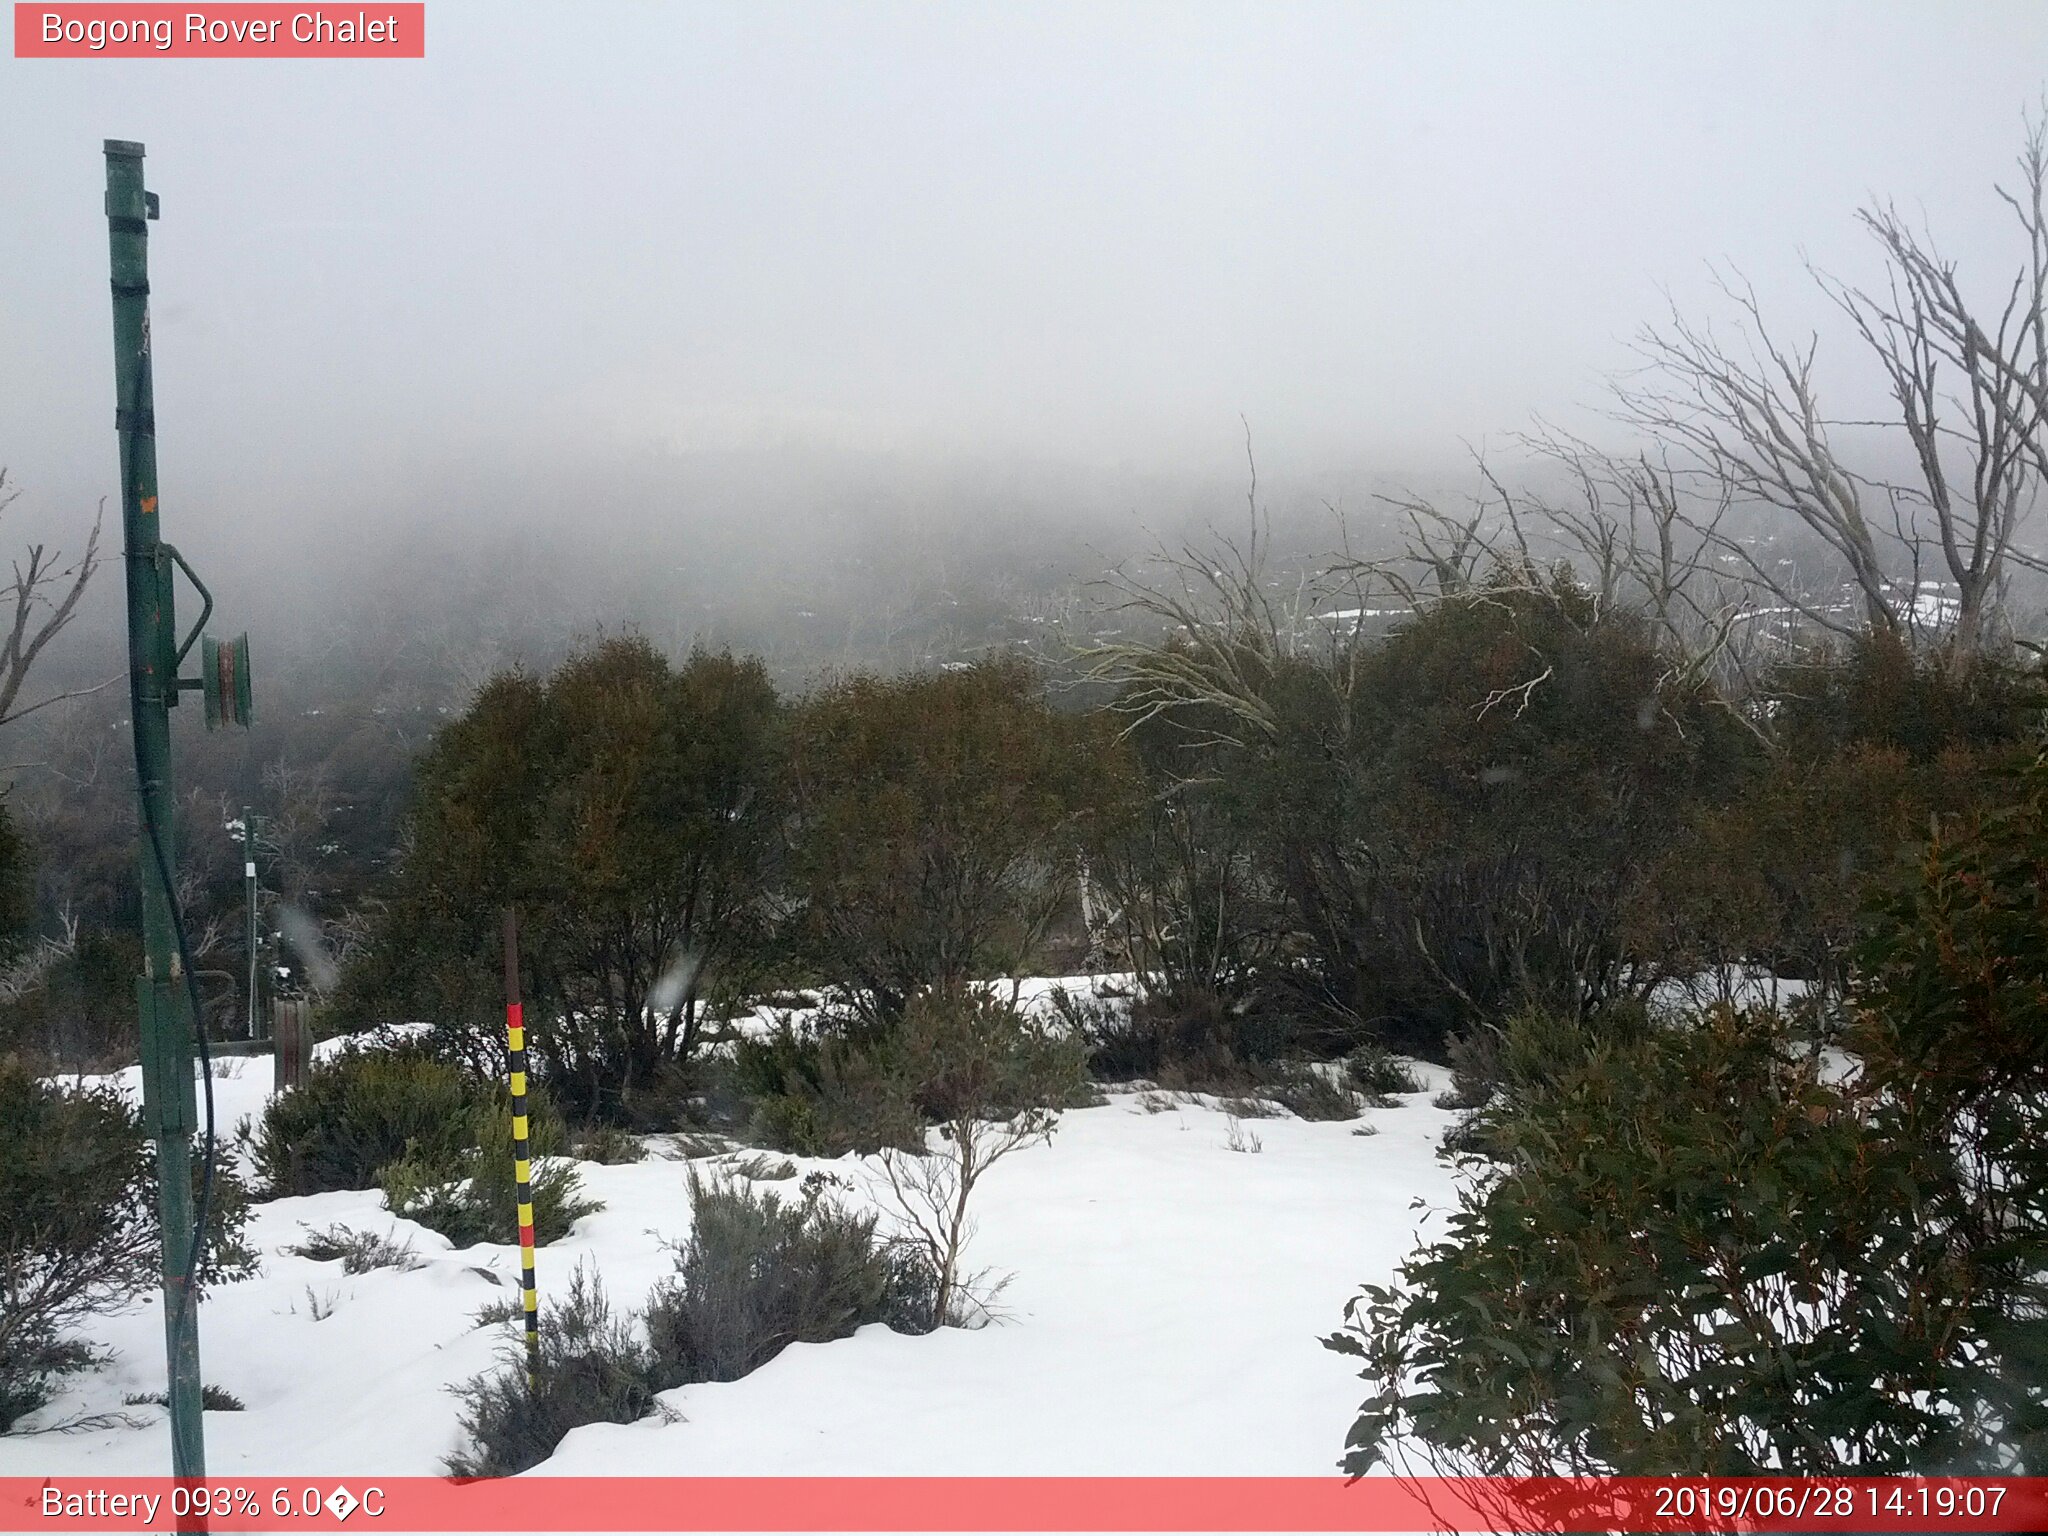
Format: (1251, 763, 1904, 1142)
(2, 1016, 1464, 1480)
(1647, 967, 1812, 1016)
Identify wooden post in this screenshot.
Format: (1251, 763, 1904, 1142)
(271, 998, 312, 1092)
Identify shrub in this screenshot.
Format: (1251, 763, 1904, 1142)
(570, 1125, 647, 1165)
(875, 989, 1088, 1326)
(1432, 1027, 1498, 1112)
(191, 1159, 261, 1291)
(1263, 1064, 1361, 1122)
(731, 1014, 922, 1157)
(1436, 1001, 1651, 1117)
(1342, 1044, 1421, 1104)
(125, 1385, 244, 1411)
(2, 1061, 251, 1432)
(1064, 994, 1165, 1082)
(725, 1153, 797, 1181)
(644, 1173, 933, 1388)
(379, 1096, 597, 1250)
(286, 1224, 426, 1275)
(446, 1264, 661, 1478)
(898, 987, 1091, 1126)
(1, 1336, 99, 1435)
(1436, 1004, 1656, 1157)
(1077, 984, 1290, 1086)
(1215, 1093, 1279, 1120)
(469, 1296, 523, 1330)
(1327, 1006, 1997, 1476)
(252, 1044, 477, 1196)
(252, 1040, 596, 1248)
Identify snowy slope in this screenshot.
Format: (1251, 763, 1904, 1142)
(1, 1030, 1461, 1479)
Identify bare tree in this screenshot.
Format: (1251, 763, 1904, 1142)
(1080, 522, 1329, 750)
(1077, 429, 1387, 751)
(872, 989, 1084, 1329)
(1618, 274, 1903, 641)
(0, 470, 108, 730)
(1618, 111, 2048, 662)
(1368, 434, 1763, 713)
(876, 1132, 1031, 1328)
(1848, 109, 2048, 631)
(259, 754, 338, 904)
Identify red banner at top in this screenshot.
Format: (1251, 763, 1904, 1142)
(13, 4, 425, 57)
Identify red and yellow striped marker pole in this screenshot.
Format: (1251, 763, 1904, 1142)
(503, 907, 540, 1388)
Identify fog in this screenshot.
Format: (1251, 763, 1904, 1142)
(4, 1, 2047, 679)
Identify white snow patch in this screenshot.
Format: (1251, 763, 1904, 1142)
(5, 1026, 1457, 1477)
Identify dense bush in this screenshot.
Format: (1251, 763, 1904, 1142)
(644, 1173, 933, 1386)
(1315, 578, 1753, 1054)
(1330, 748, 2048, 1477)
(447, 1265, 660, 1478)
(1078, 701, 1279, 1004)
(252, 1044, 480, 1196)
(380, 1094, 597, 1250)
(782, 660, 1114, 1023)
(1, 1061, 255, 1433)
(730, 1012, 922, 1157)
(1845, 745, 2048, 1466)
(1768, 631, 2046, 764)
(0, 1064, 150, 1432)
(0, 801, 32, 965)
(0, 931, 142, 1074)
(447, 1176, 934, 1477)
(1646, 640, 2045, 1013)
(254, 1040, 595, 1247)
(1098, 573, 1757, 1063)
(1328, 1008, 1980, 1474)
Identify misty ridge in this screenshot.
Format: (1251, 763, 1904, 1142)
(13, 439, 1404, 698)
(16, 427, 1999, 709)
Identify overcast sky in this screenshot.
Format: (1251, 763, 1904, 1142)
(4, 1, 2048, 576)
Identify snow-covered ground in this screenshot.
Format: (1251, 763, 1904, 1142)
(1, 1022, 1462, 1479)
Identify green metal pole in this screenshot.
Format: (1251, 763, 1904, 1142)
(105, 138, 207, 1484)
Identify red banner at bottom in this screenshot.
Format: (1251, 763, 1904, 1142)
(6, 1475, 2045, 1533)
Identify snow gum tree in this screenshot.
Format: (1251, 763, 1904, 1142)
(781, 658, 1117, 1025)
(332, 637, 784, 1125)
